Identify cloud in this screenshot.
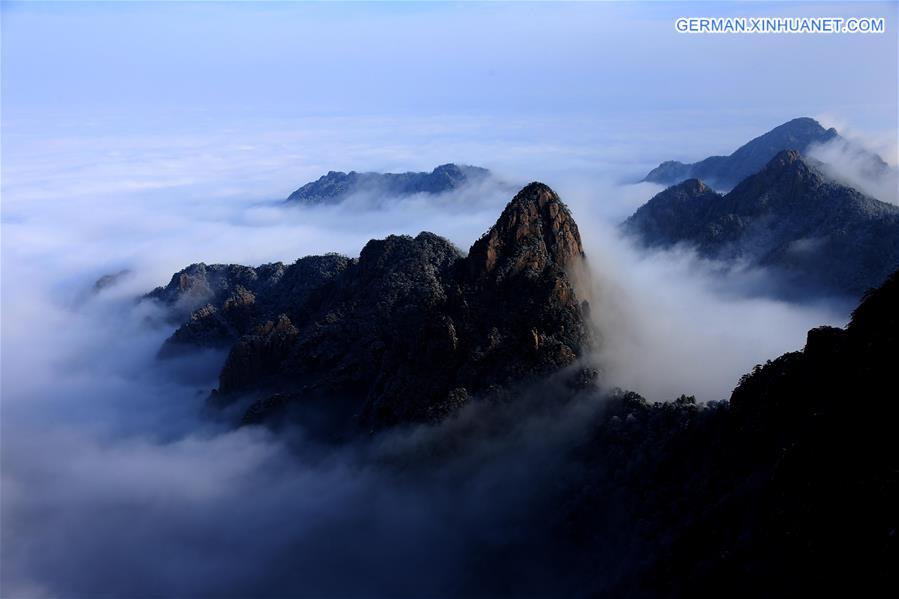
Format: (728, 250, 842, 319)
(0, 115, 864, 596)
(807, 135, 899, 205)
(558, 190, 848, 403)
(2, 323, 605, 597)
(3, 1, 896, 591)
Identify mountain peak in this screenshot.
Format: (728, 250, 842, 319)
(153, 182, 594, 430)
(786, 116, 818, 124)
(772, 148, 802, 161)
(730, 149, 820, 194)
(626, 147, 899, 299)
(432, 163, 465, 175)
(761, 149, 810, 173)
(672, 178, 712, 194)
(774, 116, 836, 136)
(431, 163, 462, 176)
(643, 117, 843, 189)
(468, 182, 584, 280)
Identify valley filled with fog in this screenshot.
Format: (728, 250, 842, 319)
(4, 113, 876, 596)
(2, 1, 897, 596)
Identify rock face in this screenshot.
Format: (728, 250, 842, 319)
(145, 256, 350, 355)
(285, 163, 491, 205)
(643, 117, 844, 189)
(567, 266, 899, 597)
(624, 150, 899, 299)
(151, 183, 594, 429)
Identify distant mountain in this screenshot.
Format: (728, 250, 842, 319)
(624, 150, 899, 299)
(285, 163, 491, 204)
(644, 117, 843, 189)
(150, 182, 594, 430)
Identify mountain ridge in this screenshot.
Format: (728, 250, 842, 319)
(567, 267, 899, 596)
(625, 150, 899, 298)
(149, 182, 595, 431)
(142, 175, 899, 593)
(643, 117, 854, 189)
(286, 163, 491, 205)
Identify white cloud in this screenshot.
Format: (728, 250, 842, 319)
(807, 135, 899, 205)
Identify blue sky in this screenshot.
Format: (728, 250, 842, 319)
(3, 1, 897, 139)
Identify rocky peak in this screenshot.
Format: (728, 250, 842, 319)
(146, 262, 269, 318)
(357, 232, 461, 273)
(624, 146, 899, 300)
(152, 182, 595, 431)
(433, 163, 462, 172)
(758, 116, 836, 143)
(642, 117, 843, 189)
(763, 149, 806, 171)
(468, 182, 584, 281)
(431, 163, 466, 179)
(647, 178, 719, 204)
(621, 178, 722, 248)
(678, 178, 710, 194)
(147, 255, 349, 355)
(728, 150, 822, 198)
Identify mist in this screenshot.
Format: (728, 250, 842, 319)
(2, 112, 858, 595)
(807, 135, 899, 205)
(3, 1, 896, 593)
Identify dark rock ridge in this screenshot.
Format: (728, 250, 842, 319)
(145, 256, 350, 355)
(286, 163, 491, 205)
(642, 117, 873, 189)
(624, 150, 899, 299)
(566, 266, 899, 596)
(151, 182, 594, 429)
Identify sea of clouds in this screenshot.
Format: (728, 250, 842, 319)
(2, 113, 886, 596)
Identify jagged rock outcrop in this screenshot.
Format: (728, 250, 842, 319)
(641, 117, 875, 189)
(619, 178, 721, 248)
(147, 262, 276, 318)
(468, 183, 584, 280)
(624, 150, 899, 299)
(152, 182, 594, 429)
(146, 255, 349, 355)
(217, 231, 465, 417)
(452, 183, 591, 404)
(286, 163, 491, 205)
